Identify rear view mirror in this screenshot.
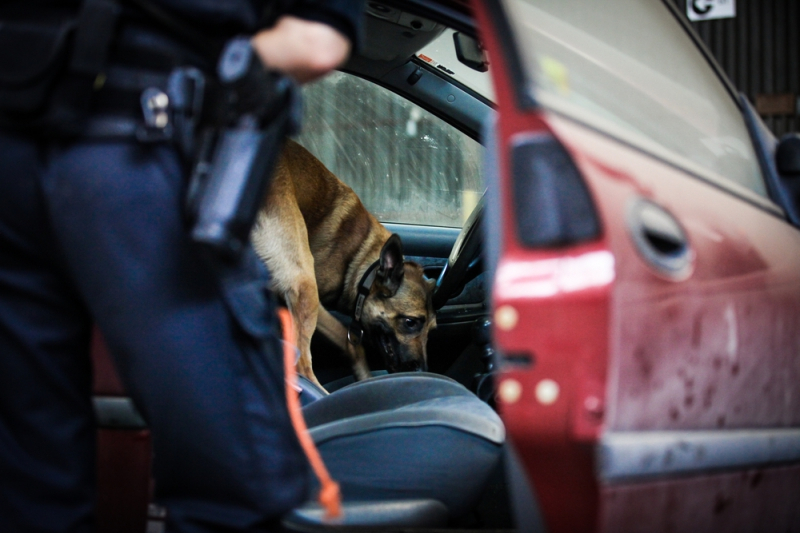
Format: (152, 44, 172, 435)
(453, 32, 489, 72)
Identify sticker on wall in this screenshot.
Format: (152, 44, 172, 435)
(687, 0, 736, 21)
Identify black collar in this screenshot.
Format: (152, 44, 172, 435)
(347, 260, 380, 346)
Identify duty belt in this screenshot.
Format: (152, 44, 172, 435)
(86, 64, 207, 150)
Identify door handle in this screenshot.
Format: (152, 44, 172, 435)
(628, 199, 692, 278)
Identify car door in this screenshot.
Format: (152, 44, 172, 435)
(472, 0, 800, 532)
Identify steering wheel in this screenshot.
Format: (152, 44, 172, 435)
(432, 196, 485, 309)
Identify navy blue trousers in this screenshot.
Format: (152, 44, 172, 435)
(0, 132, 308, 532)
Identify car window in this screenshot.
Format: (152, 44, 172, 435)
(502, 0, 766, 197)
(294, 71, 484, 228)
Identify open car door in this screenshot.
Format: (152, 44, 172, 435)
(475, 1, 800, 532)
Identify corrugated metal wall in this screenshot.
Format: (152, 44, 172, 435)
(669, 0, 799, 137)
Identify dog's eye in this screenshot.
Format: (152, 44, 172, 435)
(401, 317, 423, 333)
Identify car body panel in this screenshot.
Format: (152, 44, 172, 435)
(472, 0, 800, 531)
(599, 464, 800, 533)
(545, 113, 800, 432)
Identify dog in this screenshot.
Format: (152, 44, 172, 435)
(251, 140, 437, 388)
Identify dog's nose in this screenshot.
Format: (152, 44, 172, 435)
(396, 359, 424, 373)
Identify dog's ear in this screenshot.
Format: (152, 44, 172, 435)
(376, 234, 404, 296)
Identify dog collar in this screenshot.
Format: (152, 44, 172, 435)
(347, 260, 380, 346)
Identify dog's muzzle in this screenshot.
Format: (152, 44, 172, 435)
(396, 359, 427, 372)
(377, 331, 426, 373)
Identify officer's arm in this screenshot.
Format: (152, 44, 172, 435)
(250, 16, 352, 84)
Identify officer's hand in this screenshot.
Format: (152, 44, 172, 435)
(251, 16, 352, 84)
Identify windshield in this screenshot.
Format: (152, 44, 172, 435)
(502, 0, 765, 196)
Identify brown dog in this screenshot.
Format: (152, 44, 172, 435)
(251, 140, 437, 388)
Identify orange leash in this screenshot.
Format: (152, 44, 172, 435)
(277, 308, 342, 520)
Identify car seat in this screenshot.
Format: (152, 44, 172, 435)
(285, 373, 506, 529)
(93, 331, 505, 530)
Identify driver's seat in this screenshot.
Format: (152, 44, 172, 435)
(284, 373, 505, 529)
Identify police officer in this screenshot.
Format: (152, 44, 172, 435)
(0, 1, 363, 531)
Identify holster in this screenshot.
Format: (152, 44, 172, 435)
(184, 38, 302, 260)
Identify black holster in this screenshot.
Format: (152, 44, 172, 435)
(184, 37, 302, 260)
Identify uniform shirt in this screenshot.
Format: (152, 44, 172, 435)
(147, 0, 364, 49)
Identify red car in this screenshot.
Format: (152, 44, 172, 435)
(93, 0, 800, 532)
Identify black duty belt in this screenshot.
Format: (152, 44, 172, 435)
(84, 60, 213, 146)
(83, 21, 216, 141)
(83, 66, 171, 140)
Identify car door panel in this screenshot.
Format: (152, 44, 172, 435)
(473, 0, 800, 531)
(552, 114, 800, 532)
(599, 464, 800, 533)
(489, 106, 800, 533)
(544, 114, 800, 431)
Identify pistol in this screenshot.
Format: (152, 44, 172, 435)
(186, 37, 300, 259)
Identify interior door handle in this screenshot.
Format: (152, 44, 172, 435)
(628, 199, 692, 278)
